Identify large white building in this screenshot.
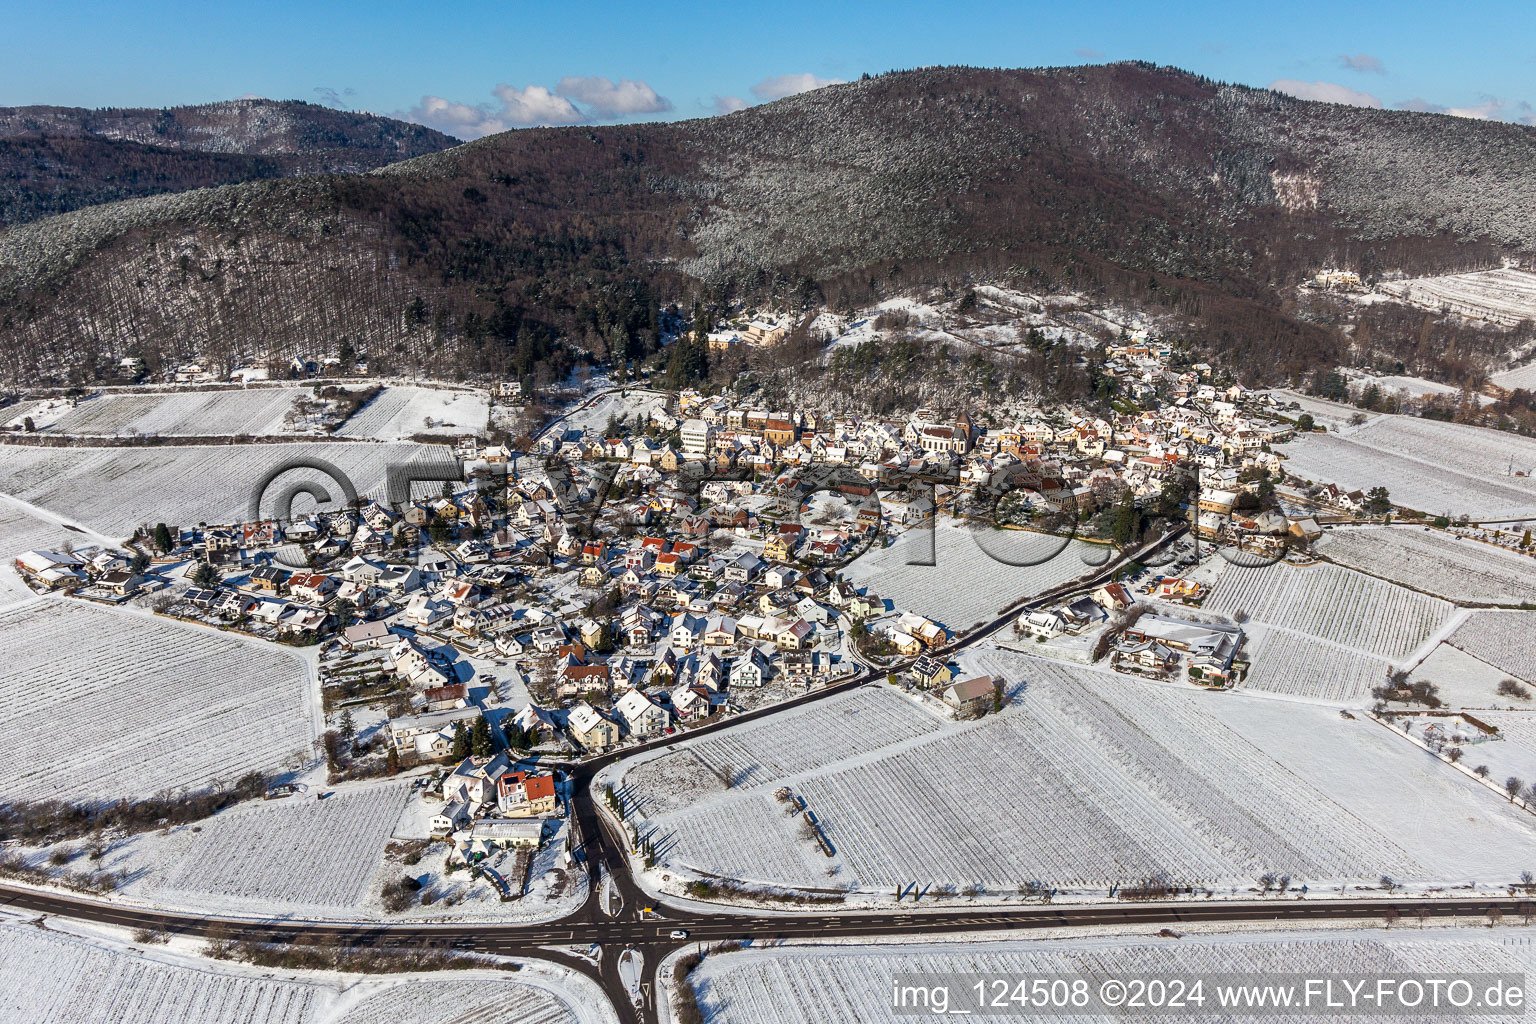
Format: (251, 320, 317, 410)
(680, 418, 714, 458)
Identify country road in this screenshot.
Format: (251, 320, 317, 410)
(3, 520, 1446, 1024)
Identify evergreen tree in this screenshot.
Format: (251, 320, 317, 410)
(153, 523, 174, 553)
(450, 721, 471, 760)
(386, 745, 401, 774)
(471, 717, 493, 759)
(339, 708, 356, 744)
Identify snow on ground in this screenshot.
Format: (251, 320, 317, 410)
(0, 441, 456, 538)
(336, 386, 489, 440)
(546, 389, 670, 437)
(1205, 560, 1454, 663)
(1238, 623, 1393, 704)
(844, 517, 1101, 633)
(0, 497, 99, 605)
(618, 648, 1536, 897)
(0, 914, 608, 1024)
(101, 784, 406, 914)
(0, 597, 315, 801)
(1315, 525, 1536, 604)
(1268, 389, 1385, 434)
(618, 686, 941, 820)
(1412, 643, 1536, 710)
(1279, 416, 1536, 519)
(689, 927, 1536, 1024)
(1378, 267, 1536, 328)
(40, 388, 304, 437)
(1446, 610, 1536, 685)
(76, 781, 585, 924)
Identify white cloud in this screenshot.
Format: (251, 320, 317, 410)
(1338, 53, 1386, 74)
(403, 76, 673, 138)
(404, 83, 584, 139)
(749, 73, 845, 101)
(1075, 47, 1105, 60)
(714, 95, 749, 115)
(1268, 79, 1382, 108)
(491, 84, 586, 126)
(1397, 95, 1517, 120)
(554, 76, 671, 117)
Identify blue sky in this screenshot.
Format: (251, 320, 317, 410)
(5, 0, 1534, 137)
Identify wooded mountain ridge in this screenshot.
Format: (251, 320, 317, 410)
(2, 64, 1533, 388)
(0, 98, 459, 225)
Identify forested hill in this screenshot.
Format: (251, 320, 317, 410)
(2, 63, 1534, 386)
(0, 99, 459, 225)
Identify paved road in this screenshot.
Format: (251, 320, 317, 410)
(12, 521, 1408, 1024)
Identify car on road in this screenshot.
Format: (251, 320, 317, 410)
(670, 929, 689, 939)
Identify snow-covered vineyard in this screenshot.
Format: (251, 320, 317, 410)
(0, 598, 313, 801)
(1237, 625, 1391, 702)
(335, 386, 489, 440)
(1447, 610, 1536, 685)
(1203, 561, 1452, 661)
(0, 441, 457, 538)
(0, 918, 607, 1024)
(35, 387, 305, 438)
(106, 784, 409, 914)
(617, 650, 1534, 895)
(1280, 417, 1536, 519)
(690, 928, 1536, 1024)
(1315, 525, 1536, 605)
(1377, 267, 1536, 328)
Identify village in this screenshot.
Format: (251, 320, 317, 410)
(4, 327, 1383, 872)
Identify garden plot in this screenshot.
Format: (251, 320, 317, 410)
(0, 441, 456, 538)
(1315, 525, 1536, 604)
(1447, 610, 1536, 683)
(1280, 417, 1536, 518)
(0, 599, 314, 801)
(628, 651, 1529, 894)
(45, 388, 302, 437)
(690, 928, 1536, 1024)
(1204, 561, 1452, 661)
(619, 686, 938, 818)
(1463, 712, 1536, 784)
(336, 386, 489, 440)
(845, 517, 1099, 631)
(1238, 624, 1392, 703)
(107, 783, 407, 914)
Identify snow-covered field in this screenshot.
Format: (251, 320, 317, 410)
(1238, 624, 1392, 703)
(0, 598, 314, 801)
(1268, 389, 1383, 433)
(1205, 561, 1453, 662)
(42, 388, 303, 437)
(1315, 525, 1536, 604)
(620, 649, 1535, 895)
(547, 389, 670, 437)
(1281, 417, 1536, 518)
(619, 686, 940, 819)
(0, 441, 456, 537)
(105, 784, 406, 913)
(337, 386, 489, 440)
(0, 916, 606, 1024)
(690, 928, 1536, 1024)
(1378, 267, 1536, 327)
(1446, 610, 1536, 684)
(0, 498, 96, 604)
(844, 518, 1100, 632)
